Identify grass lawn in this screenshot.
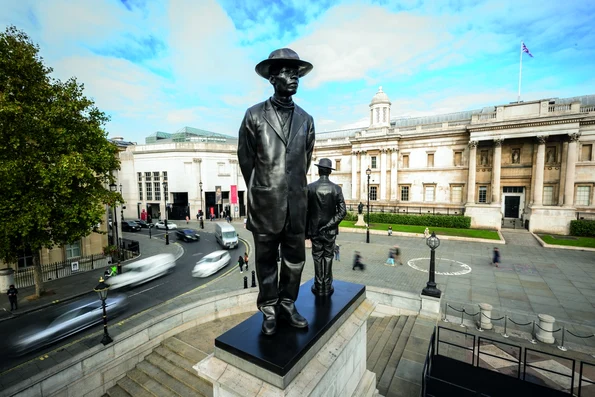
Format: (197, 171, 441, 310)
(538, 234, 595, 248)
(339, 220, 501, 240)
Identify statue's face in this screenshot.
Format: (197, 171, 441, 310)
(269, 66, 299, 96)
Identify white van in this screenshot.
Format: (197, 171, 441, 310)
(215, 223, 238, 249)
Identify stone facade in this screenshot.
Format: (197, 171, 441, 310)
(312, 88, 595, 234)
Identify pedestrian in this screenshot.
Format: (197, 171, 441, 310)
(243, 218, 247, 228)
(492, 247, 501, 267)
(386, 247, 395, 266)
(244, 252, 249, 272)
(238, 255, 245, 274)
(7, 284, 18, 311)
(424, 227, 430, 238)
(334, 244, 340, 261)
(394, 244, 403, 266)
(186, 215, 189, 224)
(352, 251, 365, 271)
(388, 226, 393, 236)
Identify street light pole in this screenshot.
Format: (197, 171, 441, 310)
(119, 184, 124, 221)
(109, 183, 119, 257)
(163, 181, 169, 245)
(366, 167, 371, 244)
(422, 232, 442, 298)
(94, 277, 113, 346)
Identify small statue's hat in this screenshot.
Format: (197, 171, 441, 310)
(314, 158, 335, 170)
(255, 48, 313, 79)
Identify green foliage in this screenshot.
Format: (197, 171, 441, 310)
(539, 234, 595, 248)
(570, 220, 595, 237)
(0, 26, 121, 266)
(345, 211, 471, 229)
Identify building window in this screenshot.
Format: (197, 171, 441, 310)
(369, 186, 378, 201)
(400, 185, 410, 201)
(480, 150, 489, 166)
(138, 183, 143, 201)
(546, 146, 557, 164)
(454, 151, 462, 166)
(163, 171, 168, 181)
(145, 182, 152, 200)
(137, 172, 142, 182)
(371, 156, 377, 169)
(17, 245, 34, 268)
(450, 185, 463, 203)
(402, 154, 409, 168)
(424, 185, 435, 202)
(145, 172, 152, 181)
(576, 186, 591, 206)
(427, 153, 434, 168)
(154, 182, 161, 201)
(335, 159, 341, 171)
(503, 186, 524, 193)
(153, 171, 160, 180)
(478, 186, 488, 203)
(543, 186, 554, 206)
(581, 144, 592, 161)
(163, 183, 168, 202)
(65, 240, 81, 259)
(218, 162, 226, 175)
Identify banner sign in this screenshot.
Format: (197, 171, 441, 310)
(230, 185, 237, 204)
(216, 186, 222, 205)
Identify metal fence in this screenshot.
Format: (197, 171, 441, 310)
(576, 212, 595, 221)
(346, 204, 465, 216)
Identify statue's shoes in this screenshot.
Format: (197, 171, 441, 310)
(279, 301, 308, 329)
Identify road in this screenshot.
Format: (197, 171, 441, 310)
(0, 227, 245, 371)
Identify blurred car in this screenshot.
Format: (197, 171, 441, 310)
(106, 253, 176, 290)
(134, 219, 153, 228)
(154, 221, 178, 230)
(192, 250, 231, 278)
(176, 228, 200, 242)
(121, 220, 141, 232)
(9, 293, 129, 356)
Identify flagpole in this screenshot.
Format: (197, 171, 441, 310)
(517, 41, 523, 102)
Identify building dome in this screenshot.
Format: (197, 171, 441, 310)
(370, 86, 391, 106)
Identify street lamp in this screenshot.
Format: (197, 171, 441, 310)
(109, 183, 119, 257)
(422, 232, 442, 298)
(366, 167, 371, 244)
(93, 277, 113, 345)
(119, 184, 124, 221)
(163, 181, 169, 245)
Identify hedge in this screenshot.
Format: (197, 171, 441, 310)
(570, 220, 595, 237)
(344, 211, 471, 229)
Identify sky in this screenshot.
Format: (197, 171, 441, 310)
(2, 0, 595, 144)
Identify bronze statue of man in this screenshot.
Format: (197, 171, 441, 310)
(306, 158, 346, 296)
(237, 48, 315, 335)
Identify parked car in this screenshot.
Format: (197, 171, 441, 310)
(192, 250, 231, 278)
(176, 229, 200, 242)
(121, 220, 141, 232)
(9, 293, 129, 356)
(134, 219, 153, 228)
(154, 221, 178, 230)
(106, 253, 176, 290)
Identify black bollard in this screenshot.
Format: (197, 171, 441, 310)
(251, 271, 257, 287)
(243, 276, 248, 289)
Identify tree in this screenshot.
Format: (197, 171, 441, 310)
(0, 26, 121, 297)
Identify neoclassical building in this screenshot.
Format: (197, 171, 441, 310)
(312, 88, 595, 234)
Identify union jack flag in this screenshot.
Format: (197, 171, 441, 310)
(522, 42, 534, 57)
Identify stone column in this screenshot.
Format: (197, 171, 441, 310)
(310, 156, 317, 183)
(491, 139, 503, 203)
(466, 141, 478, 203)
(380, 149, 387, 201)
(351, 151, 358, 200)
(536, 314, 556, 344)
(390, 149, 398, 201)
(563, 133, 581, 207)
(478, 303, 494, 331)
(360, 150, 368, 200)
(532, 136, 547, 206)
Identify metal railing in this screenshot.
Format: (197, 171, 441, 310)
(576, 212, 595, 221)
(346, 204, 465, 216)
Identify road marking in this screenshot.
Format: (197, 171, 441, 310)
(192, 252, 204, 256)
(407, 257, 472, 276)
(128, 283, 166, 297)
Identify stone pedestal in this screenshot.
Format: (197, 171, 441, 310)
(528, 206, 576, 235)
(464, 204, 502, 231)
(478, 303, 493, 330)
(419, 294, 441, 319)
(536, 314, 556, 344)
(355, 214, 367, 227)
(195, 279, 378, 396)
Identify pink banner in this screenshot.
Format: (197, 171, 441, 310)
(230, 185, 238, 204)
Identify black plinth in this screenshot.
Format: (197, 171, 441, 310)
(215, 278, 365, 378)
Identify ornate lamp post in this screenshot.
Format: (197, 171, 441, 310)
(94, 277, 113, 345)
(109, 183, 119, 257)
(366, 167, 371, 244)
(163, 181, 169, 245)
(422, 232, 442, 298)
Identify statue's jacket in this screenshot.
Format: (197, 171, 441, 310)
(238, 98, 315, 235)
(306, 176, 346, 238)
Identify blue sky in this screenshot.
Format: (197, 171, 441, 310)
(2, 0, 595, 143)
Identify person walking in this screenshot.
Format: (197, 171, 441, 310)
(352, 251, 365, 271)
(334, 244, 340, 261)
(386, 247, 395, 266)
(388, 226, 393, 236)
(243, 252, 249, 272)
(238, 255, 245, 274)
(394, 244, 403, 266)
(7, 284, 18, 311)
(492, 247, 501, 267)
(186, 215, 190, 224)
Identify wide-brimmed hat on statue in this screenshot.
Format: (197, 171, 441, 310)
(314, 158, 335, 170)
(255, 48, 313, 79)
